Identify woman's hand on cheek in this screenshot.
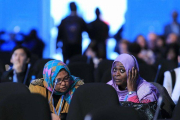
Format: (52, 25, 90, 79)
(127, 67, 137, 92)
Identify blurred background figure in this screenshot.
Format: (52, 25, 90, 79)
(164, 11, 180, 40)
(128, 43, 156, 82)
(0, 32, 18, 52)
(166, 33, 179, 45)
(154, 35, 166, 60)
(135, 34, 155, 65)
(22, 29, 45, 59)
(83, 41, 100, 68)
(88, 7, 109, 59)
(113, 25, 124, 54)
(117, 39, 129, 54)
(147, 32, 158, 52)
(0, 31, 5, 47)
(164, 43, 179, 63)
(1, 46, 32, 86)
(56, 2, 88, 63)
(163, 49, 180, 104)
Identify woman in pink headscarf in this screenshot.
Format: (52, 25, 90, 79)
(107, 53, 159, 103)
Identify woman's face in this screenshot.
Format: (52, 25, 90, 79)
(137, 36, 146, 48)
(54, 70, 70, 93)
(112, 61, 127, 90)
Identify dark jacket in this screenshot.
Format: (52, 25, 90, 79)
(1, 64, 32, 86)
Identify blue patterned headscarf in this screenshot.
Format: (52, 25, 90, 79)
(43, 60, 81, 104)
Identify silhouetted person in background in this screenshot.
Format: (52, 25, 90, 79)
(88, 7, 109, 59)
(0, 32, 17, 52)
(114, 25, 124, 54)
(56, 2, 88, 63)
(0, 31, 5, 47)
(22, 29, 45, 58)
(164, 11, 180, 41)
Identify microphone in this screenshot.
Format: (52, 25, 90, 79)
(154, 64, 161, 83)
(48, 79, 58, 103)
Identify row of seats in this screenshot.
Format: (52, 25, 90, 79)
(0, 82, 179, 120)
(0, 54, 170, 84)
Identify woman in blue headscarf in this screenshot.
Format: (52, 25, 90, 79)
(29, 60, 84, 120)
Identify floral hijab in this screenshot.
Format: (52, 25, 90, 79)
(43, 60, 81, 104)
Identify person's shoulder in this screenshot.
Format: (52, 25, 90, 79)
(30, 78, 44, 87)
(164, 70, 171, 76)
(174, 67, 180, 73)
(1, 69, 13, 81)
(107, 80, 113, 85)
(29, 78, 46, 95)
(75, 79, 84, 86)
(138, 80, 156, 92)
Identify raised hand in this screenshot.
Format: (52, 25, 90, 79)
(127, 67, 138, 92)
(13, 60, 23, 73)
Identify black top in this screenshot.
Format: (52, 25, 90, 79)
(0, 64, 32, 86)
(53, 94, 61, 107)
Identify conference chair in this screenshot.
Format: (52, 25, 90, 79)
(0, 93, 51, 120)
(0, 82, 30, 102)
(151, 82, 175, 118)
(94, 59, 113, 82)
(66, 83, 120, 120)
(84, 105, 140, 120)
(172, 97, 180, 120)
(68, 63, 95, 83)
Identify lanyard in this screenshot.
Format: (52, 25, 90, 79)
(52, 95, 64, 116)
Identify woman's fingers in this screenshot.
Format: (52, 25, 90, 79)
(134, 69, 137, 79)
(132, 67, 135, 79)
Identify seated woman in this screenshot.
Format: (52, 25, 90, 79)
(107, 53, 159, 103)
(29, 60, 84, 120)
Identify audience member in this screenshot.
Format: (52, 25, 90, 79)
(0, 33, 17, 51)
(164, 43, 179, 62)
(107, 53, 159, 103)
(83, 41, 101, 68)
(1, 45, 32, 86)
(147, 32, 157, 52)
(113, 25, 124, 53)
(154, 35, 166, 60)
(29, 60, 84, 120)
(88, 7, 109, 59)
(56, 2, 88, 63)
(118, 39, 129, 54)
(135, 34, 155, 65)
(166, 33, 179, 45)
(128, 43, 156, 82)
(22, 29, 45, 58)
(163, 50, 180, 104)
(164, 11, 180, 39)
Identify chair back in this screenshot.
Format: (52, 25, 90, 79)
(69, 54, 94, 66)
(151, 82, 175, 118)
(0, 82, 30, 102)
(68, 63, 94, 83)
(94, 59, 113, 82)
(172, 97, 180, 120)
(101, 68, 111, 83)
(0, 93, 51, 120)
(66, 83, 120, 120)
(85, 105, 140, 120)
(31, 58, 54, 78)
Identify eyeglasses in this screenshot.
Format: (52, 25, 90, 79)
(54, 76, 70, 85)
